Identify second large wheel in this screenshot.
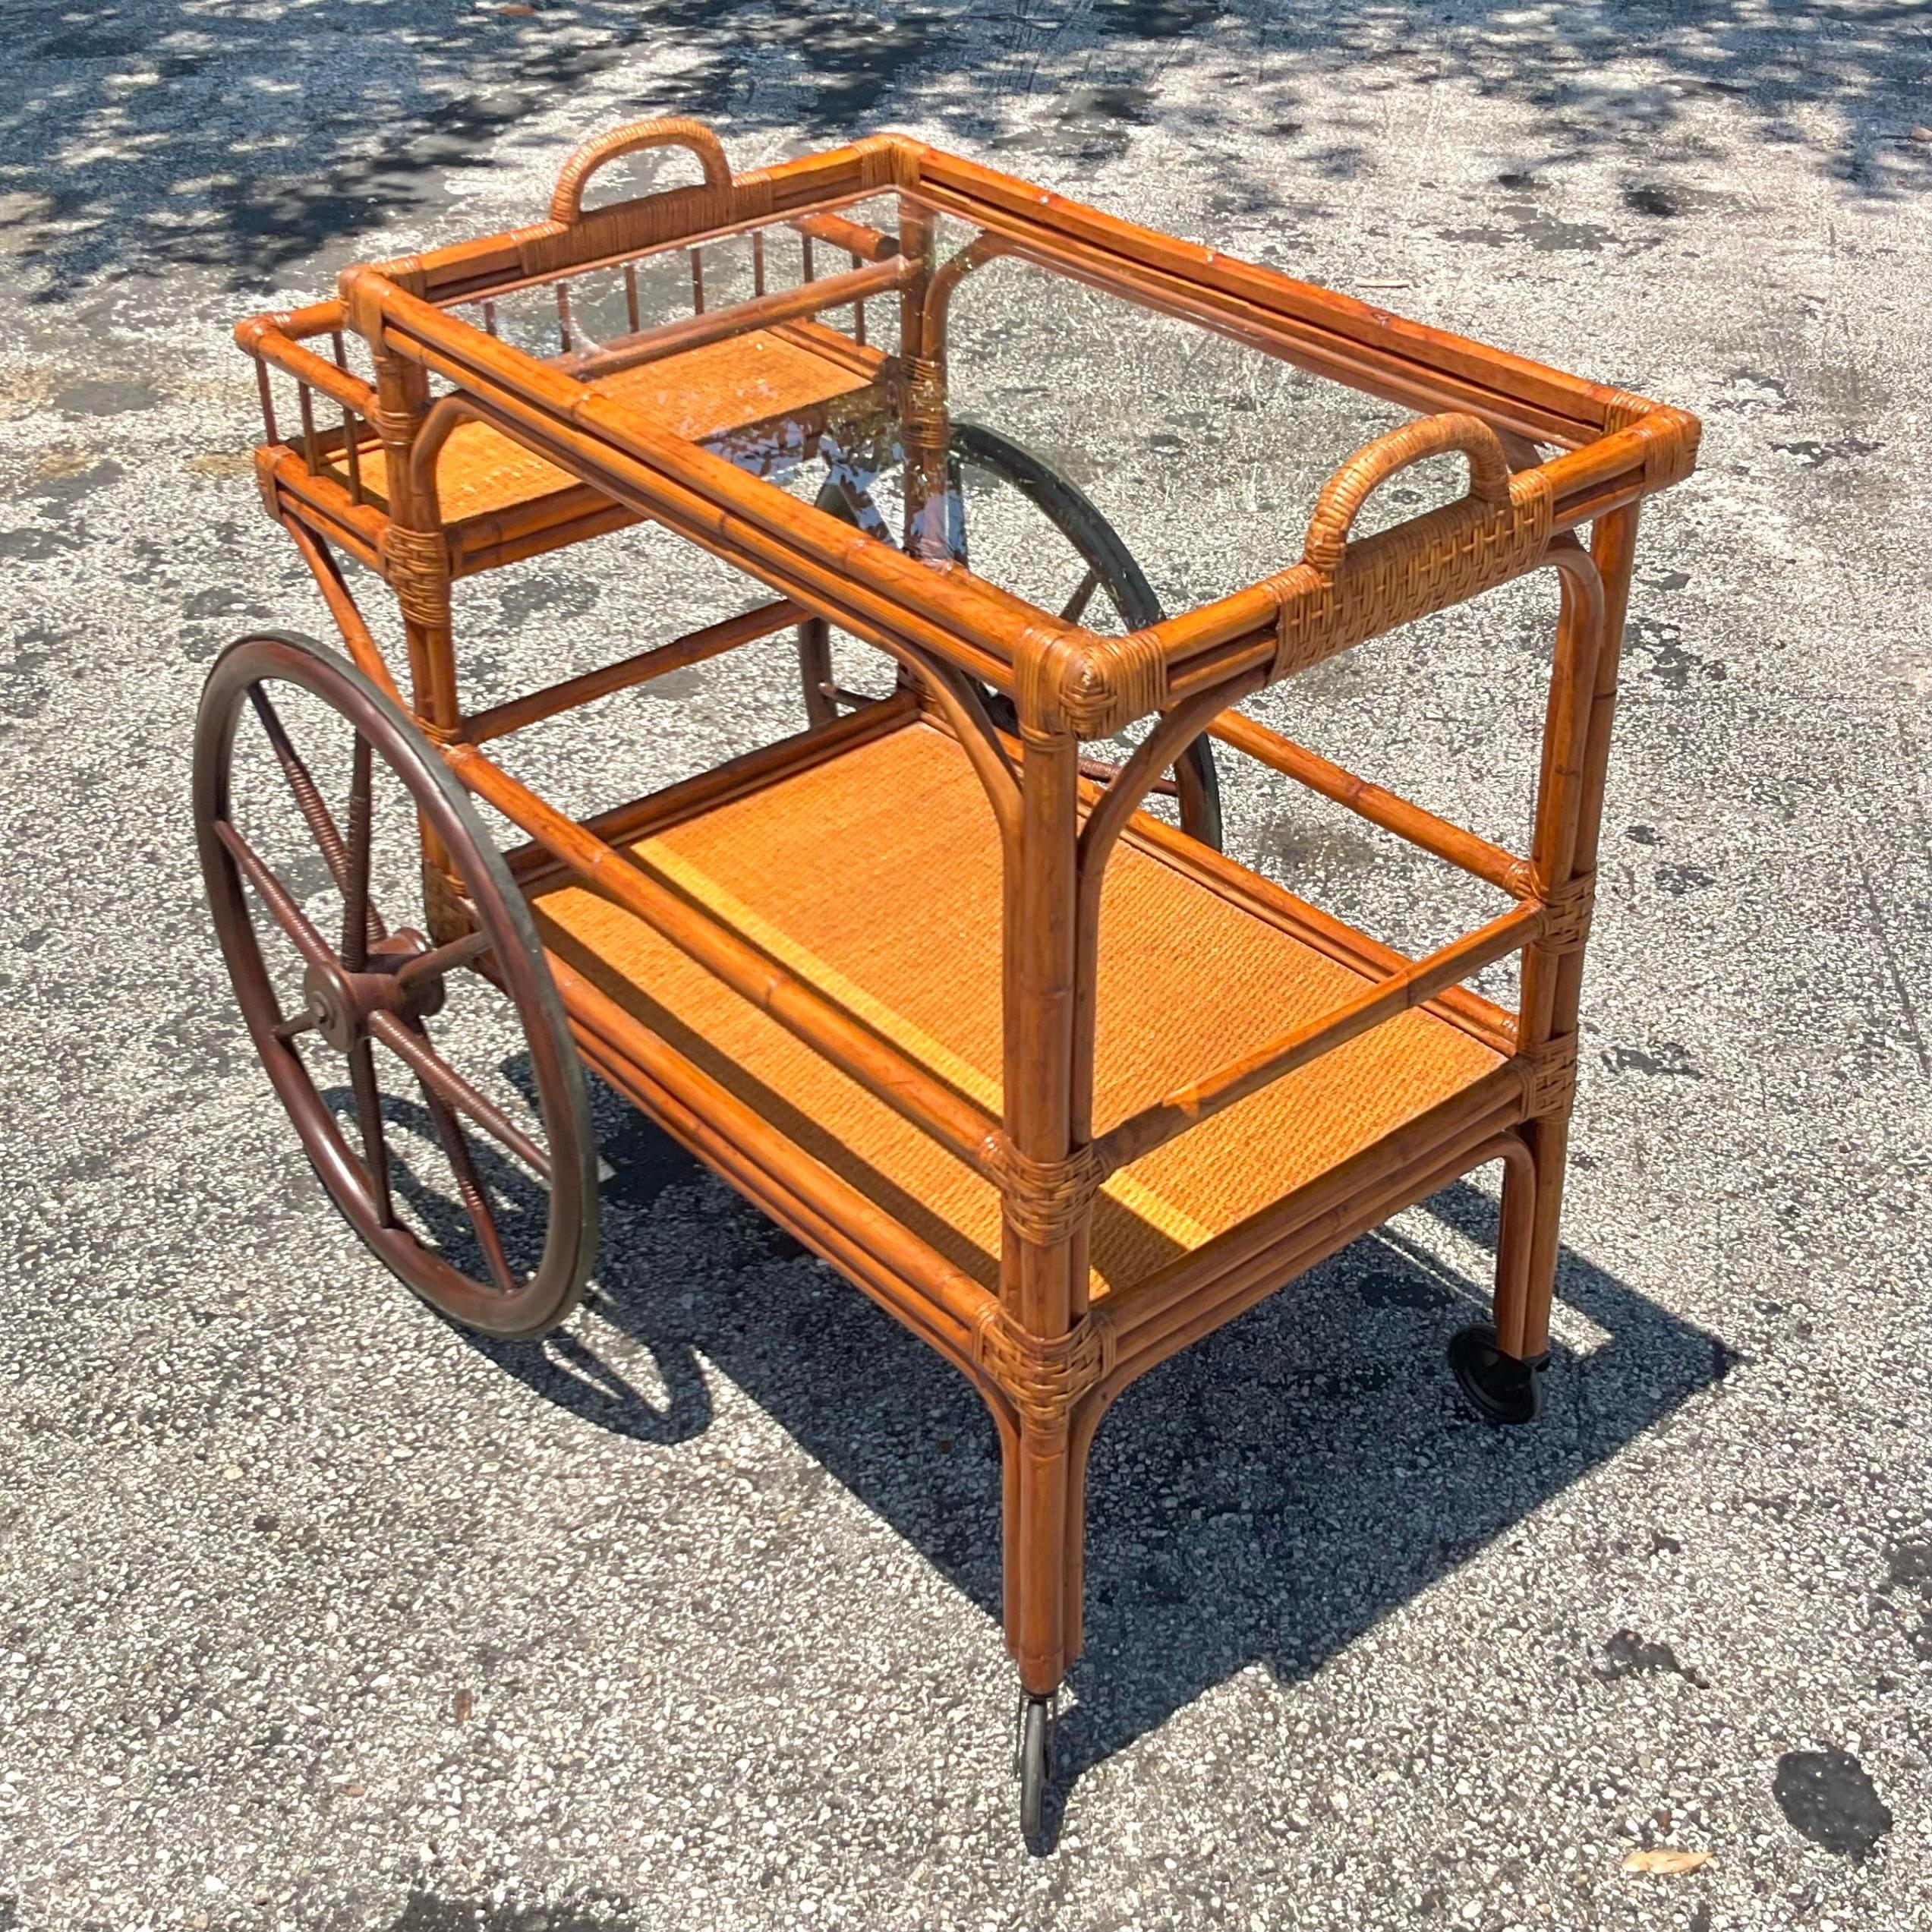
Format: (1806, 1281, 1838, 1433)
(812, 419, 1224, 849)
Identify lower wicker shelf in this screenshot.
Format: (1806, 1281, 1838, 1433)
(528, 718, 1505, 1303)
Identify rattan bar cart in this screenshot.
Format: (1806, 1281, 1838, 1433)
(197, 118, 1699, 1842)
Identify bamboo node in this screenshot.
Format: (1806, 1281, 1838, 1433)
(1517, 1035, 1577, 1117)
(379, 523, 451, 629)
(1537, 869, 1595, 952)
(973, 1303, 1116, 1426)
(982, 1133, 1103, 1246)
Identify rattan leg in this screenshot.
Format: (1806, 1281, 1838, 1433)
(797, 615, 836, 726)
(1492, 1122, 1561, 1362)
(1004, 1414, 1081, 1696)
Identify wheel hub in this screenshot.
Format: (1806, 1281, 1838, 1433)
(300, 928, 443, 1050)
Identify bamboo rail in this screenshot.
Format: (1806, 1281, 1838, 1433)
(445, 738, 1004, 1173)
(555, 256, 914, 384)
(1091, 900, 1542, 1175)
(462, 599, 805, 742)
(1208, 711, 1533, 897)
(792, 207, 900, 262)
(547, 953, 993, 1351)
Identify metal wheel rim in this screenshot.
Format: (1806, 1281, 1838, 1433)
(193, 629, 598, 1337)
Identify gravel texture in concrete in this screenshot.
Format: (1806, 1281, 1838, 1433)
(2, 2, 1930, 1928)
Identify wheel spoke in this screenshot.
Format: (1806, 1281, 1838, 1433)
(1059, 566, 1101, 626)
(367, 1010, 553, 1184)
(421, 1080, 519, 1294)
(247, 684, 387, 941)
(345, 1036, 396, 1226)
(215, 819, 336, 971)
(247, 685, 355, 888)
(341, 732, 383, 968)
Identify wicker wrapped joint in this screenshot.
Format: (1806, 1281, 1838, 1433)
(198, 115, 1699, 1845)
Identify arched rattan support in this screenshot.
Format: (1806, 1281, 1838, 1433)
(402, 392, 1027, 852)
(920, 232, 1010, 375)
(1526, 534, 1606, 899)
(1066, 672, 1263, 1142)
(405, 391, 475, 531)
(906, 647, 1023, 846)
(1075, 676, 1260, 895)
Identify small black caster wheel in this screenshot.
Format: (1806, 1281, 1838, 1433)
(1448, 1322, 1546, 1426)
(1015, 1692, 1055, 1844)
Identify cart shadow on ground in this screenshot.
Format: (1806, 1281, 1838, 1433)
(348, 1065, 1735, 1831)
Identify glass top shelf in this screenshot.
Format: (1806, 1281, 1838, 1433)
(447, 188, 1481, 636)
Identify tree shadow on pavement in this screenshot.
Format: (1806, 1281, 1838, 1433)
(465, 1076, 1732, 1813)
(2, 0, 1924, 304)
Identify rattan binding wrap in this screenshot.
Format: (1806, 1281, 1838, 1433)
(1269, 421, 1555, 683)
(1603, 391, 1701, 490)
(982, 1134, 1105, 1244)
(549, 118, 734, 222)
(1538, 870, 1596, 952)
(1517, 1034, 1578, 1116)
(379, 524, 452, 631)
(974, 1302, 1117, 1427)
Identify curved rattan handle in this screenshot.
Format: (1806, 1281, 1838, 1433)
(549, 118, 732, 223)
(1303, 412, 1512, 576)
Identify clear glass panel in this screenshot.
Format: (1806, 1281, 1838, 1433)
(441, 189, 1487, 628)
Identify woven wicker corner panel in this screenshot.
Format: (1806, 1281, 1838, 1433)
(197, 115, 1700, 1843)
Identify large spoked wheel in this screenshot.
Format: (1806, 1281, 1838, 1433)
(194, 630, 598, 1337)
(815, 418, 1223, 849)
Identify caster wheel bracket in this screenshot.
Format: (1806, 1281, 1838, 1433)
(1448, 1322, 1547, 1426)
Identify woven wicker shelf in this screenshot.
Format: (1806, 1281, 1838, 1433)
(308, 320, 882, 567)
(531, 718, 1502, 1300)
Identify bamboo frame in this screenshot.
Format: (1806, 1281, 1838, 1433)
(461, 600, 803, 743)
(228, 118, 1696, 1735)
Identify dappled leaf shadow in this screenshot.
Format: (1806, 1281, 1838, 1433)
(1, 0, 1923, 306)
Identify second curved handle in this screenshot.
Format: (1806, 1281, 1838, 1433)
(549, 117, 733, 224)
(1303, 411, 1513, 576)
